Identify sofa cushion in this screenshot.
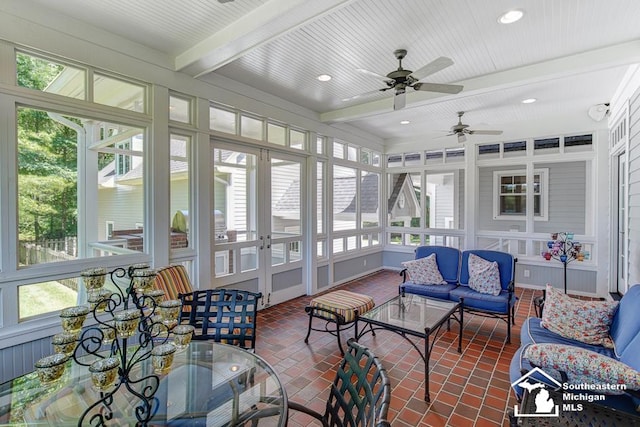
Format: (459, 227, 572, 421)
(448, 286, 513, 314)
(521, 317, 616, 357)
(401, 253, 447, 285)
(525, 343, 640, 395)
(541, 285, 618, 348)
(400, 282, 457, 299)
(467, 253, 501, 296)
(510, 344, 640, 414)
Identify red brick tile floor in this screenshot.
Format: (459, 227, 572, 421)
(255, 269, 542, 426)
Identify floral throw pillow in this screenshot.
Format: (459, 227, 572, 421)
(467, 253, 501, 296)
(401, 254, 447, 285)
(541, 284, 618, 348)
(524, 343, 640, 394)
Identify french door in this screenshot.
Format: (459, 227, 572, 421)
(212, 142, 306, 307)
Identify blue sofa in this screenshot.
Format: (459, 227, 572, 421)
(510, 285, 640, 415)
(400, 246, 517, 343)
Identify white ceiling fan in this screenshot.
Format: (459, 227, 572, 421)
(443, 111, 503, 143)
(343, 49, 464, 110)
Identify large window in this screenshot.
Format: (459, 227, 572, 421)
(493, 169, 548, 220)
(387, 169, 464, 247)
(331, 139, 382, 253)
(16, 106, 146, 318)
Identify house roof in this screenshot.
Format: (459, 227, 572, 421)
(274, 174, 379, 216)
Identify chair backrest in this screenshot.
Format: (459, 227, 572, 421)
(178, 289, 262, 350)
(154, 265, 193, 301)
(459, 249, 515, 291)
(324, 339, 391, 427)
(414, 245, 461, 284)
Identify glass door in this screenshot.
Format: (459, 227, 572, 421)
(267, 152, 305, 305)
(212, 143, 306, 307)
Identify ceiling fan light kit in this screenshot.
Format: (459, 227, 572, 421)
(350, 49, 464, 110)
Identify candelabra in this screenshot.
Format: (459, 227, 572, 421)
(37, 264, 192, 427)
(541, 232, 584, 294)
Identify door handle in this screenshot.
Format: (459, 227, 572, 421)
(259, 236, 264, 250)
(266, 235, 271, 249)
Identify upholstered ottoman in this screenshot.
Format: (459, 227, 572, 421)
(304, 290, 375, 354)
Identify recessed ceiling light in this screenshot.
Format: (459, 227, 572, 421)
(498, 9, 524, 24)
(317, 74, 332, 82)
(522, 98, 537, 104)
(400, 120, 410, 125)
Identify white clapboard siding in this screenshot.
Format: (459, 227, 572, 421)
(477, 163, 586, 233)
(97, 186, 145, 240)
(627, 86, 640, 286)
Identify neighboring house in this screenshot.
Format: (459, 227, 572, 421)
(387, 173, 420, 226)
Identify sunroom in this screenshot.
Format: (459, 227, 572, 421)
(1, 0, 640, 425)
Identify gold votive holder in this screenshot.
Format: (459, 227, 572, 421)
(89, 357, 120, 390)
(60, 306, 90, 333)
(99, 321, 117, 344)
(87, 289, 111, 313)
(35, 353, 69, 384)
(143, 289, 165, 309)
(81, 267, 107, 291)
(51, 332, 78, 356)
(151, 344, 176, 374)
(128, 263, 150, 277)
(114, 309, 142, 338)
(132, 269, 157, 293)
(158, 300, 182, 324)
(149, 314, 168, 337)
(172, 324, 195, 351)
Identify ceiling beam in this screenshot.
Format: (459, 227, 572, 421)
(320, 40, 640, 123)
(175, 0, 354, 77)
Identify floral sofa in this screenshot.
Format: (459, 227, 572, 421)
(509, 284, 640, 415)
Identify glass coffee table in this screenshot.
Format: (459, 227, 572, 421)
(357, 293, 463, 402)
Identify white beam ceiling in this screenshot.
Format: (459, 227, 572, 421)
(320, 40, 640, 124)
(176, 0, 355, 77)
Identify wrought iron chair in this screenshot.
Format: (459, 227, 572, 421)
(288, 338, 391, 427)
(177, 289, 262, 351)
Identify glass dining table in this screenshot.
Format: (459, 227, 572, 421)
(0, 341, 287, 426)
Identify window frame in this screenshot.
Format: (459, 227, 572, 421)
(492, 169, 549, 221)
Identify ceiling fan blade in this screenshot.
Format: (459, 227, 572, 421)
(434, 132, 455, 139)
(457, 133, 467, 143)
(410, 56, 454, 81)
(341, 88, 385, 102)
(413, 82, 464, 94)
(393, 90, 406, 110)
(468, 130, 503, 135)
(356, 68, 389, 80)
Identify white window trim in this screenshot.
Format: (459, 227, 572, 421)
(106, 221, 114, 239)
(493, 168, 549, 221)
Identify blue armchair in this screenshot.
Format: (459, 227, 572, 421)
(449, 249, 517, 343)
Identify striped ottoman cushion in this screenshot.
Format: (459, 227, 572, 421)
(310, 290, 375, 323)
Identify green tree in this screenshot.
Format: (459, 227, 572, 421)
(16, 53, 78, 242)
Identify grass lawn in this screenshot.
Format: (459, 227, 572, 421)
(19, 281, 77, 319)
